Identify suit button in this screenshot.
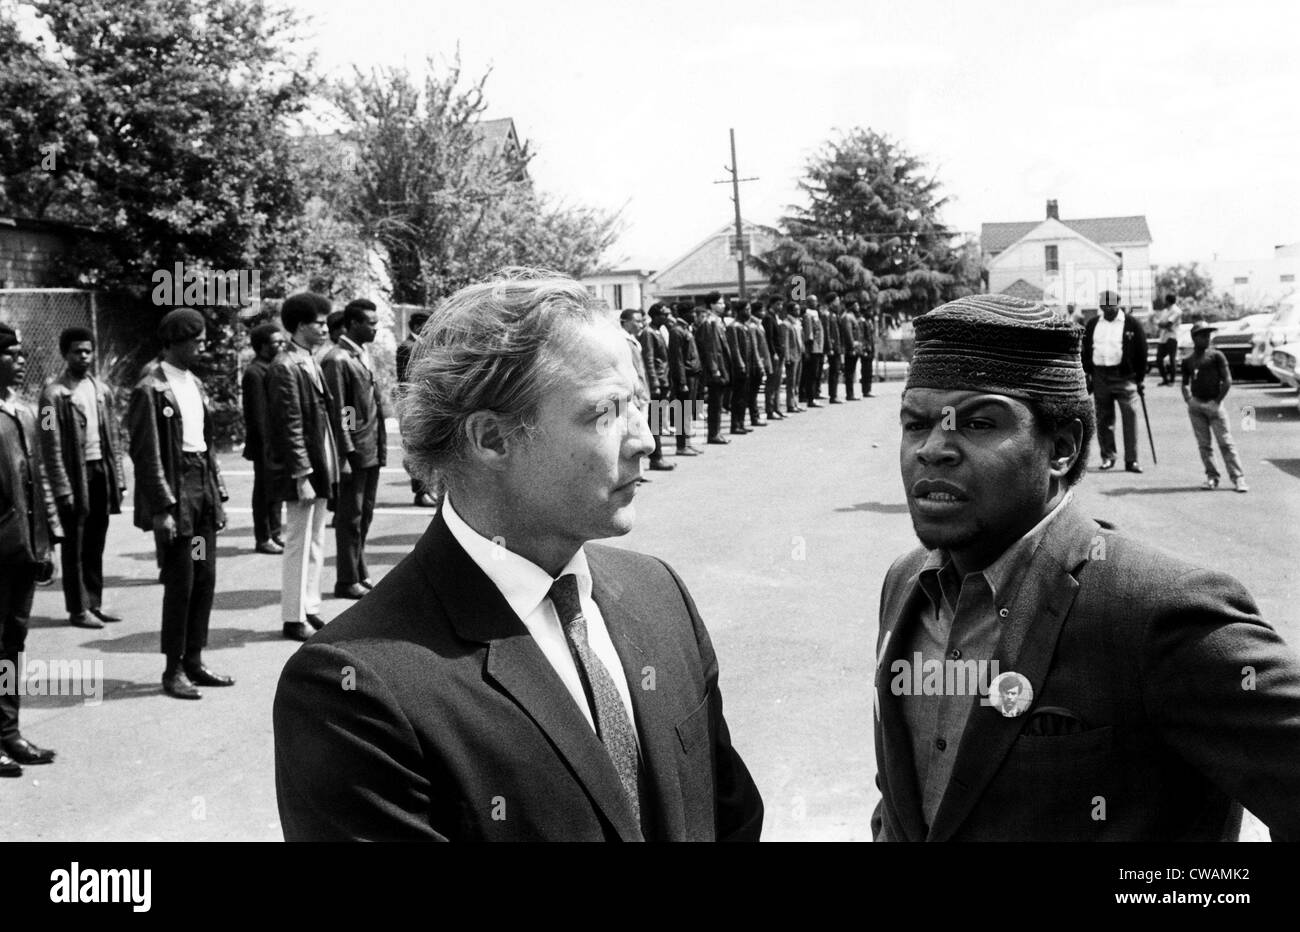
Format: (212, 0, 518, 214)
(949, 648, 961, 660)
(935, 738, 947, 751)
(998, 608, 1009, 618)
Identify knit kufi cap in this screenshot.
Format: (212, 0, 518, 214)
(906, 294, 1088, 402)
(0, 321, 19, 352)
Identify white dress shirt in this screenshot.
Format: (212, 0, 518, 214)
(441, 496, 640, 741)
(1092, 312, 1126, 367)
(160, 360, 206, 452)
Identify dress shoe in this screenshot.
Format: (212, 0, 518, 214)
(183, 664, 235, 687)
(163, 670, 201, 699)
(1125, 463, 1143, 474)
(89, 606, 122, 623)
(306, 614, 326, 630)
(829, 399, 843, 404)
(360, 578, 375, 590)
(771, 411, 786, 419)
(2, 737, 55, 765)
(750, 421, 768, 427)
(0, 754, 19, 777)
(1098, 458, 1116, 470)
(648, 459, 676, 471)
(1235, 478, 1249, 493)
(675, 446, 700, 456)
(256, 540, 285, 555)
(729, 427, 750, 435)
(706, 436, 730, 445)
(70, 612, 103, 630)
(283, 622, 312, 641)
(806, 401, 822, 408)
(271, 533, 286, 548)
(415, 492, 438, 507)
(334, 582, 368, 599)
(1202, 476, 1219, 490)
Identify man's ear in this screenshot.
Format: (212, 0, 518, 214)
(1049, 418, 1085, 479)
(462, 410, 516, 469)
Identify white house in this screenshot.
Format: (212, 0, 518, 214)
(1201, 244, 1300, 310)
(578, 269, 655, 311)
(981, 201, 1153, 313)
(648, 220, 779, 304)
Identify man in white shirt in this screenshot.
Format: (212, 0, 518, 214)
(126, 309, 232, 700)
(274, 270, 763, 841)
(1081, 291, 1148, 472)
(1155, 293, 1182, 386)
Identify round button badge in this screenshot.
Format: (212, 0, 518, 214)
(988, 671, 1033, 718)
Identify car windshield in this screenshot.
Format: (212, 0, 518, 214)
(1273, 304, 1299, 328)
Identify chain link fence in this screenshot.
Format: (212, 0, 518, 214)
(0, 288, 98, 402)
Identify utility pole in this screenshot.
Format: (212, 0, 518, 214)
(713, 128, 758, 299)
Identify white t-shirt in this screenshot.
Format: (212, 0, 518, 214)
(160, 360, 206, 453)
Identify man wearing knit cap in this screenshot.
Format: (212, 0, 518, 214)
(873, 293, 1300, 841)
(127, 308, 233, 700)
(1082, 290, 1148, 472)
(0, 323, 61, 772)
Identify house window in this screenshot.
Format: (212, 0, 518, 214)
(612, 284, 624, 308)
(1044, 245, 1059, 273)
(1282, 274, 1296, 283)
(1233, 277, 1249, 285)
(585, 285, 597, 297)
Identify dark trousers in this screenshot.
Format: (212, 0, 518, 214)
(843, 353, 859, 398)
(706, 382, 726, 439)
(747, 371, 764, 424)
(861, 353, 874, 395)
(827, 352, 842, 400)
(251, 458, 282, 544)
(785, 359, 801, 410)
(1155, 338, 1177, 383)
(670, 387, 692, 450)
(730, 378, 749, 431)
(813, 353, 826, 398)
(801, 353, 822, 403)
(58, 459, 110, 615)
(766, 358, 783, 415)
(1093, 367, 1141, 464)
(336, 464, 380, 586)
(0, 563, 37, 741)
(159, 455, 218, 662)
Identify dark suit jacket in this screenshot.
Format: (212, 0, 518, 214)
(639, 328, 670, 398)
(696, 314, 732, 386)
(39, 373, 126, 515)
(126, 362, 226, 537)
(321, 338, 388, 470)
(240, 357, 274, 465)
(667, 320, 700, 396)
(268, 342, 339, 501)
(0, 398, 60, 565)
(724, 319, 749, 384)
(273, 512, 764, 841)
(872, 501, 1300, 841)
(1082, 312, 1148, 383)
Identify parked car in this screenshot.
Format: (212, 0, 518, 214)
(1264, 340, 1300, 412)
(1248, 303, 1300, 376)
(1211, 312, 1275, 377)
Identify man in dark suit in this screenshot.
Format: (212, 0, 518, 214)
(322, 299, 387, 598)
(127, 309, 232, 700)
(637, 305, 674, 472)
(396, 311, 436, 508)
(274, 272, 763, 841)
(841, 299, 863, 400)
(858, 305, 876, 398)
(873, 293, 1300, 841)
(241, 323, 286, 555)
(1082, 290, 1147, 472)
(0, 323, 61, 773)
(269, 293, 340, 641)
(39, 327, 127, 628)
(695, 292, 732, 445)
(759, 299, 785, 419)
(739, 302, 770, 428)
(724, 301, 751, 435)
(801, 298, 824, 407)
(666, 304, 702, 456)
(822, 293, 844, 403)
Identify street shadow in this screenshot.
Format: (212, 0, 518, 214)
(362, 533, 424, 548)
(115, 545, 248, 562)
(1266, 459, 1300, 481)
(212, 589, 280, 611)
(1097, 486, 1209, 496)
(102, 575, 162, 589)
(836, 501, 911, 514)
(23, 680, 161, 708)
(81, 626, 286, 654)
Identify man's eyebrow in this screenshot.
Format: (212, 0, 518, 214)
(900, 396, 1016, 419)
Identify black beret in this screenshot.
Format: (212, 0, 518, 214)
(0, 321, 20, 352)
(158, 308, 206, 345)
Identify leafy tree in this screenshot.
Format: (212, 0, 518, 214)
(1154, 262, 1214, 306)
(754, 128, 978, 317)
(334, 57, 618, 303)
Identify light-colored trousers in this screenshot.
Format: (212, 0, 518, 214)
(282, 498, 328, 623)
(1187, 398, 1245, 482)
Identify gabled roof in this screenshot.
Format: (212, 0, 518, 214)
(982, 215, 1151, 253)
(1000, 279, 1044, 301)
(650, 220, 778, 291)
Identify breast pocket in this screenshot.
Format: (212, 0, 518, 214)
(984, 726, 1116, 839)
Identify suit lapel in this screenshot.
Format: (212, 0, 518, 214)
(588, 556, 685, 842)
(422, 516, 643, 841)
(875, 557, 929, 842)
(926, 503, 1097, 841)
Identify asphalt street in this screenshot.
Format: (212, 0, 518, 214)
(4, 373, 1298, 841)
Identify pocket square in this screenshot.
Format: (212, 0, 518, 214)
(1022, 706, 1086, 736)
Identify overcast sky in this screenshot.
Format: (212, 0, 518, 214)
(297, 0, 1297, 272)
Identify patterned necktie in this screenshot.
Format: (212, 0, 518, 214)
(548, 573, 641, 825)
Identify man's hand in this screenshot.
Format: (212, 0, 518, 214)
(1136, 381, 1145, 397)
(347, 451, 366, 474)
(297, 476, 314, 500)
(152, 511, 176, 545)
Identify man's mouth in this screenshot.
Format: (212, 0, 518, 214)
(911, 479, 969, 502)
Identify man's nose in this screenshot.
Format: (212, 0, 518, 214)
(627, 400, 656, 454)
(915, 423, 959, 465)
